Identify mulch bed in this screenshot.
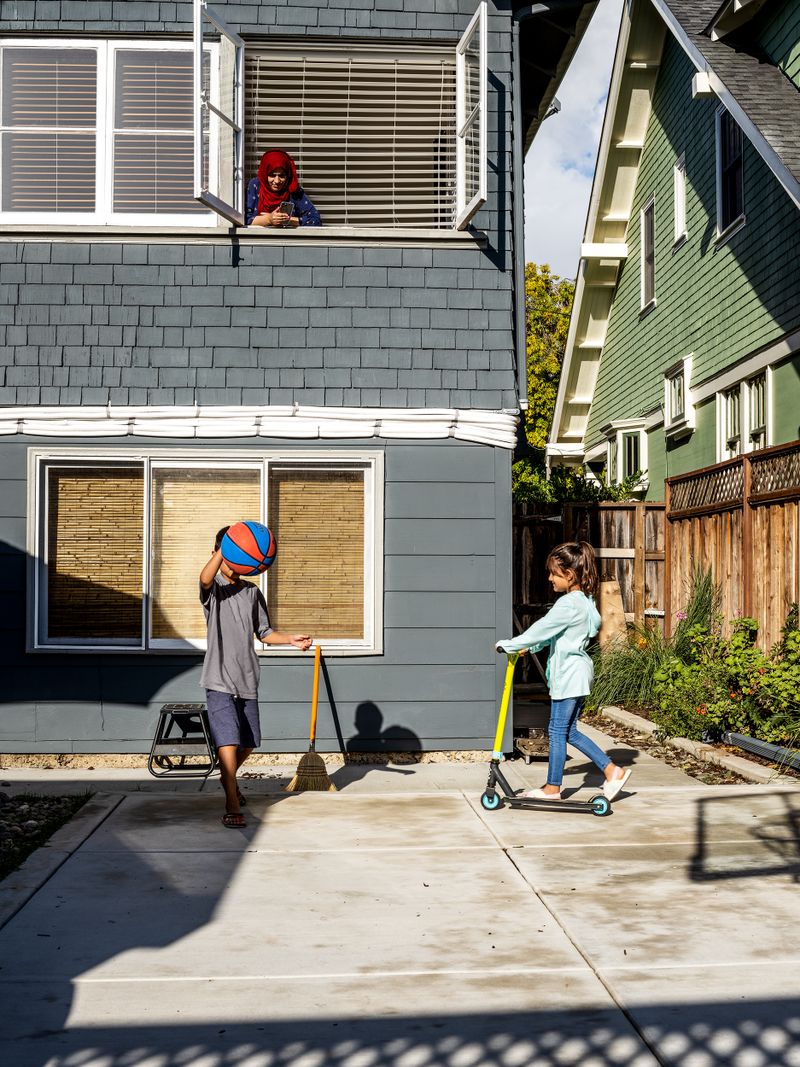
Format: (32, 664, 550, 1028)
(582, 711, 749, 785)
(0, 791, 89, 882)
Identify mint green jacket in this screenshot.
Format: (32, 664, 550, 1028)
(496, 591, 601, 699)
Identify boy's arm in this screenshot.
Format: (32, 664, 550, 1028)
(262, 630, 313, 652)
(199, 548, 224, 590)
(495, 596, 577, 654)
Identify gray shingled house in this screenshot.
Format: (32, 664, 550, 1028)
(0, 0, 596, 755)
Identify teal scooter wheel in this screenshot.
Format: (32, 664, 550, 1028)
(481, 790, 504, 811)
(590, 794, 611, 817)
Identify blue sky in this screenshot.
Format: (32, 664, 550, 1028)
(523, 0, 625, 278)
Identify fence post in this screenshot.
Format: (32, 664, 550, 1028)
(742, 454, 753, 619)
(664, 478, 672, 638)
(634, 502, 646, 627)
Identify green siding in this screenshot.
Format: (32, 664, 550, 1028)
(587, 35, 800, 476)
(773, 355, 800, 442)
(758, 0, 800, 90)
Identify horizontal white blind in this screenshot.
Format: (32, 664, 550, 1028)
(245, 43, 456, 227)
(113, 49, 203, 213)
(1, 47, 97, 212)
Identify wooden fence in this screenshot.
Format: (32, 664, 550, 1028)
(665, 439, 800, 649)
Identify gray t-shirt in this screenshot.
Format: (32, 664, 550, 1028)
(200, 574, 272, 699)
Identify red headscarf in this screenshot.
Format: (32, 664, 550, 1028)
(257, 149, 300, 215)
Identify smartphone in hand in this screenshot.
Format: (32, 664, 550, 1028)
(278, 201, 295, 227)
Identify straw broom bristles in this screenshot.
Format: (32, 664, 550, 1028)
(285, 645, 337, 793)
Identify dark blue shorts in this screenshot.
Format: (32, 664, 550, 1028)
(205, 690, 261, 750)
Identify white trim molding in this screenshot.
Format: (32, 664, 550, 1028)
(663, 354, 695, 439)
(0, 405, 519, 449)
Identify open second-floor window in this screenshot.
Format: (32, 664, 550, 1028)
(716, 107, 744, 235)
(640, 195, 655, 310)
(0, 39, 213, 225)
(196, 0, 487, 230)
(31, 451, 383, 654)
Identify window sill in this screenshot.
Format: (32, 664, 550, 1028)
(672, 232, 687, 252)
(29, 643, 382, 656)
(664, 416, 694, 440)
(0, 223, 486, 248)
(639, 298, 657, 320)
(715, 214, 746, 248)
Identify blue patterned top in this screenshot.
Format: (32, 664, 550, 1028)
(245, 178, 322, 226)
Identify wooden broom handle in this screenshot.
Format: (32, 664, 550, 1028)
(309, 644, 321, 744)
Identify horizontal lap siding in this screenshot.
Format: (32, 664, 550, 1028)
(586, 36, 800, 474)
(0, 435, 511, 752)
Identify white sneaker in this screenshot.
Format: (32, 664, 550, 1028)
(604, 768, 632, 801)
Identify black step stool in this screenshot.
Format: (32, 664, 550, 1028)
(148, 703, 218, 784)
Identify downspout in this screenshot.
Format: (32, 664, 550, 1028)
(511, 1, 595, 412)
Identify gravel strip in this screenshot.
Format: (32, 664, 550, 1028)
(0, 791, 90, 881)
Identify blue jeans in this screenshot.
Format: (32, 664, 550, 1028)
(547, 697, 610, 787)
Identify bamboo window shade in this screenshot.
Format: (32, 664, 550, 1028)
(150, 468, 261, 640)
(268, 469, 365, 638)
(47, 467, 143, 639)
(245, 43, 456, 227)
(1, 47, 97, 212)
(113, 50, 202, 214)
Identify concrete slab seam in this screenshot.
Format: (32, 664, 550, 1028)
(0, 792, 124, 932)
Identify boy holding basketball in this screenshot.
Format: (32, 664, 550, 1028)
(200, 526, 312, 828)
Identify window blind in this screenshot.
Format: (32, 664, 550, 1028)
(46, 466, 143, 639)
(245, 43, 456, 227)
(267, 469, 365, 638)
(150, 468, 262, 641)
(113, 49, 203, 213)
(1, 47, 97, 212)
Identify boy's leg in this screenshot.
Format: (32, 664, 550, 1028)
(217, 744, 242, 814)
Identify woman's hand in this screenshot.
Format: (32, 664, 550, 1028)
(251, 210, 292, 227)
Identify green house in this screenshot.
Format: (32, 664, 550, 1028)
(548, 0, 800, 494)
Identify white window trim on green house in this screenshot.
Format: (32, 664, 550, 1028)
(715, 104, 746, 243)
(673, 151, 687, 246)
(598, 418, 649, 490)
(27, 447, 385, 656)
(715, 369, 772, 462)
(663, 355, 695, 439)
(640, 194, 656, 313)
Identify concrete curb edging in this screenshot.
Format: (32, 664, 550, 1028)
(0, 792, 123, 930)
(600, 706, 798, 786)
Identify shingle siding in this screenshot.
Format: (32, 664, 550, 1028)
(0, 239, 515, 408)
(585, 36, 800, 472)
(757, 0, 800, 92)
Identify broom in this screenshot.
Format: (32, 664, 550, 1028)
(285, 644, 337, 792)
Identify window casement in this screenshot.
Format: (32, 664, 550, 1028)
(716, 371, 771, 461)
(31, 451, 383, 654)
(663, 355, 695, 439)
(748, 371, 767, 450)
(640, 195, 656, 311)
(0, 39, 216, 226)
(673, 152, 687, 245)
(197, 0, 487, 231)
(716, 106, 745, 238)
(601, 420, 648, 488)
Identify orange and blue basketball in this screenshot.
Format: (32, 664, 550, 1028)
(221, 521, 277, 576)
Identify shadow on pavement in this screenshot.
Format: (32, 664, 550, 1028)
(691, 791, 800, 882)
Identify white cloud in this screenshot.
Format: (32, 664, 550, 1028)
(523, 0, 624, 278)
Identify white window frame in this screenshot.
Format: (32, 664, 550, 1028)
(715, 105, 746, 241)
(455, 0, 487, 229)
(28, 448, 384, 655)
(673, 152, 687, 246)
(193, 0, 244, 226)
(0, 37, 218, 227)
(601, 420, 648, 489)
(715, 369, 772, 461)
(663, 355, 695, 439)
(640, 194, 656, 312)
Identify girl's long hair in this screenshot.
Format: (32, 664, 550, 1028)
(546, 541, 599, 597)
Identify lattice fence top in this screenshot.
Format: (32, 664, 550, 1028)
(751, 446, 800, 496)
(670, 461, 744, 512)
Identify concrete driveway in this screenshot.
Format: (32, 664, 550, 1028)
(1, 733, 799, 1067)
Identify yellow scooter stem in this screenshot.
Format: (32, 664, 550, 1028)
(492, 652, 519, 759)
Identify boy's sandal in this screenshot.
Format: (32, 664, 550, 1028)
(222, 812, 246, 829)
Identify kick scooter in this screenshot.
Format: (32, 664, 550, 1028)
(480, 651, 611, 816)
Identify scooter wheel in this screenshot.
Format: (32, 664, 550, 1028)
(480, 790, 504, 811)
(590, 794, 611, 817)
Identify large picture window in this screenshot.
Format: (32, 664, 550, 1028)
(33, 451, 382, 653)
(0, 39, 213, 225)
